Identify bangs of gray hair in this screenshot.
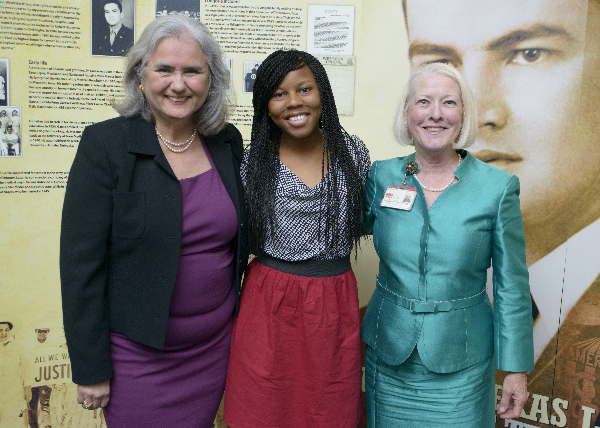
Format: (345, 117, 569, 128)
(113, 15, 230, 136)
(394, 62, 478, 149)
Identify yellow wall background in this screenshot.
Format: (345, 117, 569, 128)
(0, 0, 407, 426)
(4, 1, 598, 428)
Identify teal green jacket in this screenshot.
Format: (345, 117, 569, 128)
(361, 151, 534, 373)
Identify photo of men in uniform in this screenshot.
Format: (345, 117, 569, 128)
(26, 328, 53, 428)
(0, 59, 8, 107)
(92, 0, 135, 57)
(0, 107, 20, 157)
(0, 321, 27, 427)
(401, 0, 600, 425)
(155, 0, 200, 20)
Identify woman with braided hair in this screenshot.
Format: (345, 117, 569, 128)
(223, 50, 370, 427)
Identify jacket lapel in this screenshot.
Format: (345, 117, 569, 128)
(205, 133, 241, 219)
(124, 118, 240, 215)
(127, 118, 177, 180)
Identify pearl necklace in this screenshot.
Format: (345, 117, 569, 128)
(155, 127, 197, 153)
(414, 153, 462, 192)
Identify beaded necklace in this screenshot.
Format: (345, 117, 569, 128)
(414, 153, 462, 192)
(155, 127, 197, 153)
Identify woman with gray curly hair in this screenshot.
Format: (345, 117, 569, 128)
(60, 15, 247, 427)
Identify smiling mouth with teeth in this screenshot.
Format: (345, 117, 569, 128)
(288, 114, 307, 122)
(168, 96, 188, 102)
(424, 127, 444, 131)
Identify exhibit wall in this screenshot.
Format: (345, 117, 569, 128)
(1, 0, 599, 427)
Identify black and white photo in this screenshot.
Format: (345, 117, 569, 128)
(0, 59, 8, 107)
(92, 0, 135, 57)
(0, 107, 21, 157)
(156, 0, 200, 20)
(223, 58, 232, 95)
(243, 61, 262, 94)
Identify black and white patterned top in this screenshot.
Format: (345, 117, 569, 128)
(242, 134, 371, 261)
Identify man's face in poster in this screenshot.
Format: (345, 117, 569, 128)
(35, 328, 49, 343)
(0, 323, 11, 342)
(405, 0, 600, 263)
(104, 2, 123, 27)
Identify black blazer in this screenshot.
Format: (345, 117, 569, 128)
(93, 24, 134, 56)
(60, 117, 248, 385)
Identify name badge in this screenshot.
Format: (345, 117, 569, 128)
(381, 186, 417, 211)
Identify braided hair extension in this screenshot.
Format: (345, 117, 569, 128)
(245, 49, 366, 257)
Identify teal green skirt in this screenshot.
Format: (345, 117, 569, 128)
(365, 346, 495, 427)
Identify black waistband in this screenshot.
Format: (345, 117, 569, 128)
(257, 254, 351, 277)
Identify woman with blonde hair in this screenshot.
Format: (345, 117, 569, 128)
(362, 62, 533, 426)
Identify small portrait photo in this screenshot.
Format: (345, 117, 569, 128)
(0, 59, 8, 107)
(156, 0, 201, 20)
(0, 321, 14, 343)
(222, 58, 233, 95)
(92, 0, 135, 57)
(0, 107, 22, 157)
(243, 61, 262, 94)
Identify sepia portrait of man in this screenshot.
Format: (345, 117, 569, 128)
(92, 0, 135, 57)
(403, 0, 600, 424)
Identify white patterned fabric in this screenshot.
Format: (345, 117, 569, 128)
(242, 134, 370, 261)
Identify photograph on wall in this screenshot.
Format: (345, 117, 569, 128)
(0, 106, 21, 157)
(91, 0, 136, 57)
(0, 320, 25, 427)
(307, 5, 354, 56)
(315, 55, 355, 115)
(0, 318, 94, 428)
(243, 61, 262, 94)
(156, 0, 201, 20)
(223, 58, 233, 96)
(2, 0, 600, 427)
(400, 0, 600, 426)
(0, 58, 8, 107)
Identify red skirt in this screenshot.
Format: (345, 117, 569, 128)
(224, 259, 362, 428)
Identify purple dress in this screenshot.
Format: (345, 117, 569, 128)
(104, 140, 238, 428)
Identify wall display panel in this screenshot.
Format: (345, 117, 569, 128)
(2, 0, 597, 427)
(0, 0, 405, 426)
(397, 0, 600, 427)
